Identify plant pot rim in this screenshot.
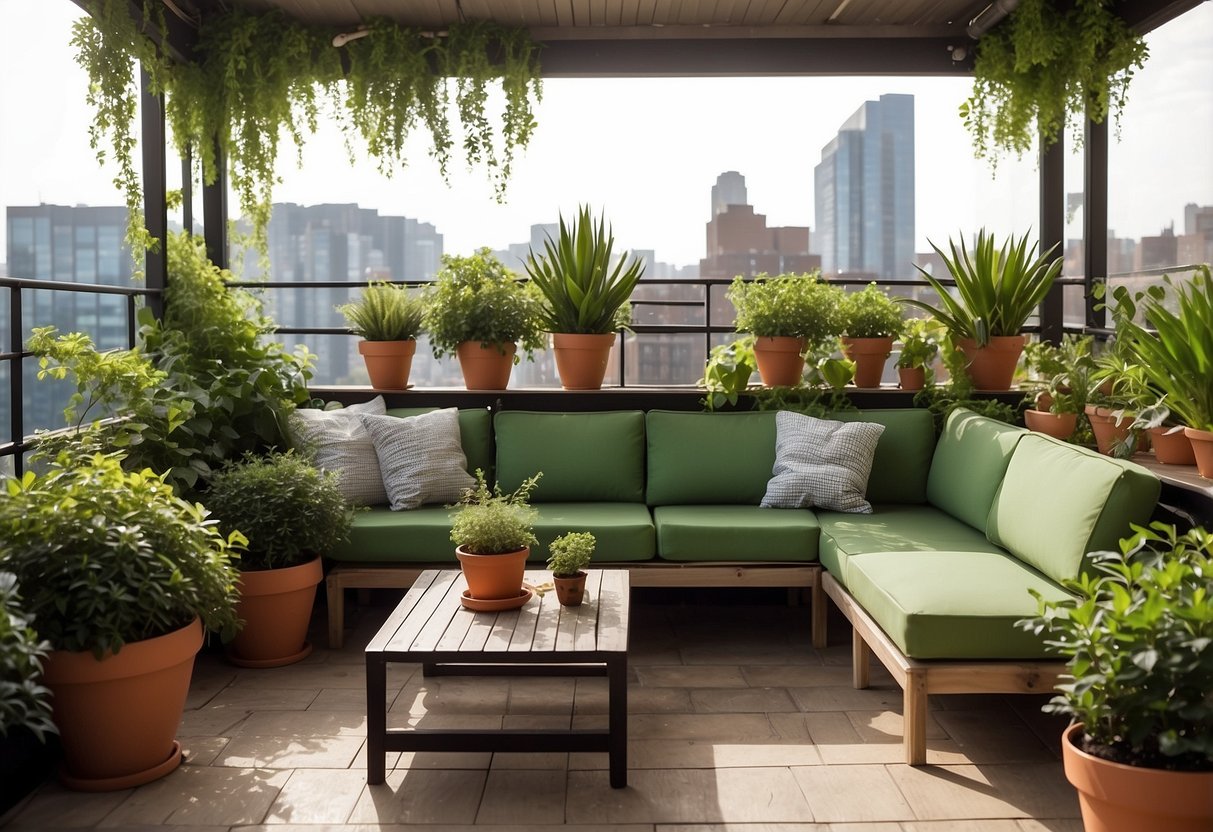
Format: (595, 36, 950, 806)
(41, 618, 203, 685)
(1183, 426, 1213, 440)
(455, 544, 530, 558)
(1063, 722, 1213, 778)
(237, 555, 323, 595)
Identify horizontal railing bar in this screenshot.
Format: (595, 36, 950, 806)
(0, 276, 160, 297)
(1107, 263, 1206, 279)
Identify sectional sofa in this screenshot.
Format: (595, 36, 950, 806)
(324, 405, 1160, 764)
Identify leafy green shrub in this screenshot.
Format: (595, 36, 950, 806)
(424, 249, 545, 360)
(840, 283, 903, 338)
(205, 451, 356, 571)
(0, 574, 55, 742)
(699, 336, 758, 411)
(547, 532, 595, 577)
(338, 283, 425, 341)
(727, 273, 843, 344)
(896, 318, 942, 371)
(450, 469, 541, 555)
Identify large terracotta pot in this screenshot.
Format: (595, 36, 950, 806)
(552, 332, 616, 390)
(1086, 405, 1133, 456)
(956, 334, 1025, 390)
(553, 572, 587, 607)
(456, 341, 516, 390)
(456, 546, 529, 600)
(1183, 426, 1213, 478)
(1151, 426, 1197, 466)
(752, 336, 807, 387)
(41, 618, 202, 791)
(841, 336, 894, 388)
(227, 556, 323, 668)
(1024, 408, 1077, 440)
(898, 366, 926, 391)
(358, 339, 416, 389)
(1062, 723, 1213, 832)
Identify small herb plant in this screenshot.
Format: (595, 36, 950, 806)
(450, 469, 542, 555)
(1019, 523, 1213, 772)
(896, 318, 943, 371)
(338, 283, 426, 341)
(700, 336, 758, 411)
(0, 573, 56, 742)
(840, 283, 904, 339)
(547, 532, 595, 577)
(728, 272, 844, 345)
(1021, 334, 1098, 417)
(424, 249, 545, 361)
(204, 451, 356, 572)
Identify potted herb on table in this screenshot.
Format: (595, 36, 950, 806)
(547, 532, 595, 607)
(337, 282, 426, 390)
(839, 283, 904, 388)
(450, 469, 542, 610)
(727, 272, 844, 387)
(895, 318, 942, 391)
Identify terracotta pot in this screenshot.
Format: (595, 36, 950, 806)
(1150, 426, 1197, 466)
(1183, 426, 1213, 478)
(553, 572, 587, 607)
(898, 366, 926, 391)
(552, 332, 616, 390)
(227, 556, 323, 668)
(456, 341, 516, 390)
(1024, 409, 1077, 440)
(1062, 723, 1213, 832)
(358, 339, 417, 390)
(955, 334, 1026, 390)
(841, 336, 894, 388)
(41, 618, 202, 791)
(752, 336, 807, 387)
(456, 546, 529, 600)
(1085, 405, 1133, 456)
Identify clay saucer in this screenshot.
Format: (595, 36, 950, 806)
(460, 588, 532, 612)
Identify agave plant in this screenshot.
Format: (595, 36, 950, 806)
(337, 282, 426, 341)
(903, 230, 1062, 346)
(524, 206, 645, 334)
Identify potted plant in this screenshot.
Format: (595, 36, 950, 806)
(0, 449, 241, 790)
(0, 572, 57, 803)
(1021, 335, 1097, 442)
(546, 532, 595, 607)
(1019, 522, 1213, 832)
(699, 336, 758, 411)
(727, 272, 844, 387)
(895, 317, 942, 391)
(424, 249, 545, 390)
(524, 205, 644, 390)
(337, 282, 426, 390)
(1127, 400, 1198, 466)
(450, 469, 542, 609)
(839, 283, 903, 388)
(204, 451, 355, 667)
(902, 230, 1062, 390)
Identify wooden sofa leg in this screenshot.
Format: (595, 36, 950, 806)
(903, 670, 928, 766)
(326, 574, 345, 650)
(852, 629, 871, 689)
(810, 577, 827, 649)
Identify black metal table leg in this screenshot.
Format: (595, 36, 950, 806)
(608, 656, 628, 788)
(366, 655, 387, 785)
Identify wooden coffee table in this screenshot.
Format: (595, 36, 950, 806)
(365, 568, 630, 787)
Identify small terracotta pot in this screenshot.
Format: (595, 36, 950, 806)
(456, 341, 516, 390)
(841, 336, 894, 388)
(456, 546, 529, 600)
(897, 366, 926, 391)
(358, 339, 416, 389)
(1150, 426, 1197, 466)
(552, 332, 616, 390)
(956, 334, 1025, 391)
(1024, 409, 1077, 440)
(752, 336, 807, 387)
(1085, 405, 1133, 456)
(1183, 426, 1213, 478)
(553, 572, 587, 607)
(227, 557, 323, 668)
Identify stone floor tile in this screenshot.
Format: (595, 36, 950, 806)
(769, 713, 966, 765)
(261, 768, 367, 823)
(203, 685, 319, 711)
(623, 713, 779, 742)
(98, 765, 290, 827)
(1017, 820, 1085, 832)
(791, 764, 916, 823)
(1, 785, 133, 829)
(902, 821, 1023, 831)
(888, 763, 1078, 821)
(228, 661, 369, 689)
(390, 676, 512, 715)
(575, 679, 694, 715)
(346, 769, 487, 824)
(847, 709, 948, 742)
(307, 686, 400, 711)
(658, 825, 824, 831)
(681, 644, 817, 666)
(636, 666, 749, 688)
(491, 714, 573, 769)
(476, 768, 569, 824)
(507, 676, 576, 714)
(930, 710, 1055, 763)
(629, 646, 685, 665)
(231, 709, 368, 737)
(177, 707, 249, 737)
(741, 665, 854, 688)
(822, 824, 904, 832)
(787, 685, 903, 712)
(592, 739, 823, 770)
(180, 736, 229, 766)
(214, 733, 364, 768)
(690, 687, 800, 713)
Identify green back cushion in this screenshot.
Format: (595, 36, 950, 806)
(645, 411, 776, 505)
(986, 434, 1160, 583)
(927, 409, 1027, 532)
(830, 409, 935, 504)
(387, 407, 493, 480)
(494, 411, 645, 502)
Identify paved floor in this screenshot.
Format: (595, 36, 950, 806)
(1, 590, 1080, 831)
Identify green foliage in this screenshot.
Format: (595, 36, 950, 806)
(525, 206, 645, 334)
(338, 282, 426, 341)
(728, 273, 844, 344)
(912, 335, 1018, 431)
(0, 574, 56, 742)
(1022, 335, 1097, 417)
(896, 317, 943, 372)
(699, 336, 758, 411)
(547, 532, 595, 577)
(751, 386, 856, 418)
(204, 451, 356, 571)
(840, 283, 904, 338)
(962, 0, 1148, 164)
(0, 452, 243, 657)
(903, 230, 1062, 346)
(450, 469, 541, 555)
(1020, 523, 1213, 771)
(424, 249, 545, 360)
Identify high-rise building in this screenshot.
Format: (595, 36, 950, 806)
(700, 203, 819, 279)
(1180, 203, 1213, 265)
(814, 93, 915, 280)
(711, 171, 748, 217)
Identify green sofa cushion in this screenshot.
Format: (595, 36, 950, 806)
(331, 505, 459, 563)
(654, 505, 820, 562)
(830, 409, 935, 504)
(495, 411, 645, 502)
(986, 433, 1160, 583)
(846, 550, 1073, 659)
(927, 409, 1026, 532)
(818, 504, 1007, 587)
(387, 407, 493, 482)
(646, 410, 776, 505)
(531, 503, 655, 563)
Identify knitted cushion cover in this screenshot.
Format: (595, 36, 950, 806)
(761, 411, 885, 513)
(360, 408, 475, 511)
(289, 396, 388, 506)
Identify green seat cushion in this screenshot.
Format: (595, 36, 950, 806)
(646, 411, 776, 505)
(818, 504, 1006, 587)
(846, 550, 1073, 659)
(531, 503, 655, 563)
(830, 409, 936, 504)
(987, 434, 1160, 583)
(495, 411, 645, 502)
(654, 505, 820, 562)
(927, 408, 1026, 533)
(388, 407, 493, 481)
(332, 506, 459, 563)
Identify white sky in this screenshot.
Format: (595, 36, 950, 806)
(1, 0, 1210, 267)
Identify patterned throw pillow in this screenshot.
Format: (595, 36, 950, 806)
(359, 408, 476, 511)
(289, 396, 388, 506)
(760, 411, 885, 513)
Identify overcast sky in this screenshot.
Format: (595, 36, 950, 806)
(1, 0, 1210, 267)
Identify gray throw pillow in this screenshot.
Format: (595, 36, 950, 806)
(761, 411, 885, 513)
(289, 396, 388, 506)
(359, 409, 476, 511)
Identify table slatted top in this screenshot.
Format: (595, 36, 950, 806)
(366, 569, 630, 659)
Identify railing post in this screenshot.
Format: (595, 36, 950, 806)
(9, 285, 24, 477)
(202, 138, 229, 271)
(1083, 115, 1109, 331)
(1038, 126, 1065, 344)
(181, 143, 193, 238)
